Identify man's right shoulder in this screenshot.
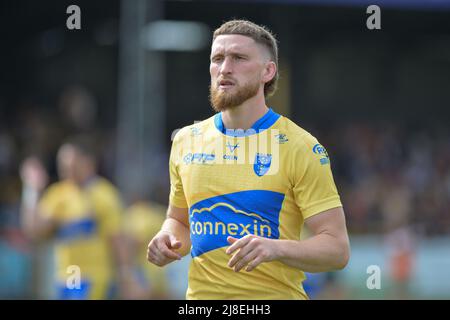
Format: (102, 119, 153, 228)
(171, 115, 216, 144)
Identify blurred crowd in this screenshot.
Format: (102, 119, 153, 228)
(1, 86, 449, 299)
(321, 122, 450, 236)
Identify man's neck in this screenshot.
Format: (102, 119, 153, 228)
(221, 94, 268, 130)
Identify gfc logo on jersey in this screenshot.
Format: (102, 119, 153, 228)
(254, 153, 272, 176)
(189, 190, 284, 257)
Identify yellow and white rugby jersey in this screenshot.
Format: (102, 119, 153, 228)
(169, 108, 342, 300)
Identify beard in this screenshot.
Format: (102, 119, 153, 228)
(209, 78, 260, 112)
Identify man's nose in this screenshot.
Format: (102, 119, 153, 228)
(219, 57, 233, 75)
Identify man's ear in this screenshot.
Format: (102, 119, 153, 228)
(262, 61, 277, 84)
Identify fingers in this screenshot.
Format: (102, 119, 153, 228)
(227, 236, 238, 245)
(156, 241, 182, 260)
(147, 245, 160, 265)
(245, 256, 264, 272)
(227, 235, 258, 272)
(226, 235, 253, 255)
(228, 241, 255, 269)
(226, 235, 272, 272)
(231, 249, 259, 272)
(147, 247, 163, 266)
(147, 246, 171, 267)
(169, 234, 182, 249)
(147, 233, 182, 267)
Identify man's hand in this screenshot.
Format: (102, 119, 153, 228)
(226, 235, 278, 272)
(20, 157, 48, 192)
(19, 156, 56, 240)
(147, 231, 182, 267)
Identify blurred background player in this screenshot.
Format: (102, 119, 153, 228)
(122, 188, 171, 299)
(19, 136, 129, 299)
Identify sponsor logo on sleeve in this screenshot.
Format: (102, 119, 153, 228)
(312, 143, 330, 165)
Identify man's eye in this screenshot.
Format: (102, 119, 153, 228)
(212, 56, 223, 62)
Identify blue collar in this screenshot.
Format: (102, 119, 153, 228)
(214, 108, 281, 137)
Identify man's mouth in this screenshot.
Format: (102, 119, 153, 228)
(218, 79, 235, 89)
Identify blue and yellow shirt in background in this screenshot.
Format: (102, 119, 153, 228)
(169, 108, 342, 300)
(123, 201, 170, 297)
(38, 177, 122, 299)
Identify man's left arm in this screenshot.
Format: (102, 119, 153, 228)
(227, 206, 350, 273)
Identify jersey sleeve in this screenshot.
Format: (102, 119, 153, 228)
(292, 135, 342, 220)
(168, 130, 188, 208)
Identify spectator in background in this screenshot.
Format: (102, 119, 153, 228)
(19, 136, 129, 299)
(385, 225, 416, 299)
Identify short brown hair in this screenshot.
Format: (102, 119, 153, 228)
(213, 19, 279, 98)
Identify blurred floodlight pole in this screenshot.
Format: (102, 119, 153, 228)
(116, 0, 209, 203)
(116, 0, 164, 203)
